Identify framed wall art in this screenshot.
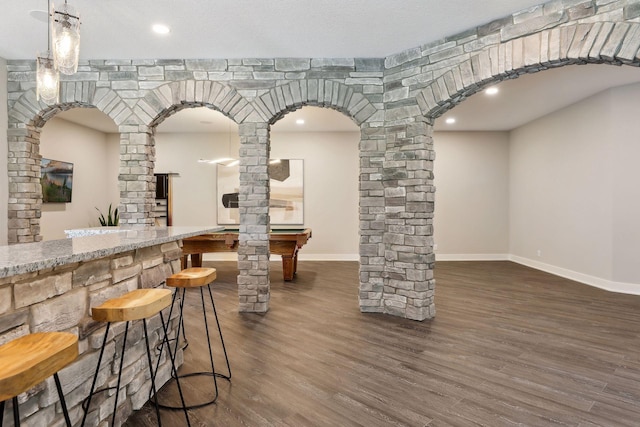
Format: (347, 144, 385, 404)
(40, 158, 74, 203)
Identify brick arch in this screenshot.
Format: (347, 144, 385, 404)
(144, 80, 255, 128)
(10, 84, 132, 129)
(417, 22, 640, 121)
(253, 80, 378, 125)
(6, 85, 125, 243)
(229, 79, 380, 315)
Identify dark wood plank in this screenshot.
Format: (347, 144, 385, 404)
(125, 261, 640, 427)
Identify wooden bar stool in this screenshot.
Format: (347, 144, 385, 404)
(0, 332, 78, 427)
(80, 288, 190, 427)
(157, 267, 231, 409)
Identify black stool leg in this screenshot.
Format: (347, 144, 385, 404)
(180, 289, 188, 349)
(175, 288, 188, 357)
(159, 311, 191, 426)
(111, 321, 130, 426)
(81, 322, 111, 427)
(0, 399, 5, 427)
(53, 373, 72, 427)
(206, 284, 231, 379)
(12, 397, 19, 427)
(200, 286, 219, 401)
(152, 289, 180, 382)
(142, 319, 162, 427)
(153, 288, 188, 383)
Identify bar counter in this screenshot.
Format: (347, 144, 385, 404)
(0, 225, 221, 426)
(0, 226, 221, 278)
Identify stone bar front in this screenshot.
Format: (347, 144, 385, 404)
(0, 225, 220, 426)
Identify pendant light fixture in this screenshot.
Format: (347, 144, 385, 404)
(36, 0, 59, 104)
(51, 0, 81, 75)
(197, 119, 239, 166)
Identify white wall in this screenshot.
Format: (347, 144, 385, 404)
(154, 132, 230, 227)
(434, 84, 640, 293)
(154, 128, 360, 260)
(510, 89, 614, 280)
(0, 58, 7, 245)
(271, 131, 359, 259)
(106, 133, 121, 204)
(509, 84, 640, 292)
(40, 117, 119, 239)
(608, 84, 640, 285)
(433, 131, 509, 259)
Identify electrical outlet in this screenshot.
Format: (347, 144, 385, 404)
(433, 243, 438, 251)
(537, 249, 541, 257)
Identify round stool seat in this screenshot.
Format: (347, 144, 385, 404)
(91, 288, 172, 322)
(167, 267, 216, 288)
(0, 332, 78, 401)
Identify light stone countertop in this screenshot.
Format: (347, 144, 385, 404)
(0, 225, 223, 278)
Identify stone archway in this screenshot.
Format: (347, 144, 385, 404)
(238, 79, 381, 313)
(142, 82, 252, 227)
(6, 84, 128, 243)
(377, 21, 640, 322)
(418, 22, 640, 121)
(144, 81, 267, 311)
(393, 21, 640, 320)
(144, 80, 255, 127)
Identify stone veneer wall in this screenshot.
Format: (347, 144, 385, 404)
(0, 241, 183, 426)
(6, 0, 640, 321)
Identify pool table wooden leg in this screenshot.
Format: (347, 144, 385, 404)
(282, 255, 295, 281)
(182, 253, 202, 269)
(188, 253, 203, 268)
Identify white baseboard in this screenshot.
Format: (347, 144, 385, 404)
(509, 255, 640, 295)
(298, 253, 359, 261)
(435, 253, 509, 261)
(201, 253, 360, 262)
(202, 253, 238, 262)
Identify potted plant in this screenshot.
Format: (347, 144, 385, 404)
(96, 204, 119, 226)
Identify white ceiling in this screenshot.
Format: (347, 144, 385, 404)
(434, 63, 640, 131)
(4, 0, 547, 60)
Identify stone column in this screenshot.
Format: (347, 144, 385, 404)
(237, 121, 271, 312)
(118, 131, 155, 225)
(382, 117, 435, 321)
(7, 124, 41, 243)
(359, 123, 386, 313)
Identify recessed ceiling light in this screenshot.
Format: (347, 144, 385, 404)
(296, 119, 305, 125)
(152, 24, 171, 35)
(485, 87, 499, 95)
(200, 120, 213, 124)
(445, 118, 456, 124)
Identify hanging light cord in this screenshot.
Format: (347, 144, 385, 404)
(47, 0, 51, 50)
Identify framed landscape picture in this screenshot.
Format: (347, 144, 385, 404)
(41, 158, 73, 203)
(217, 159, 304, 225)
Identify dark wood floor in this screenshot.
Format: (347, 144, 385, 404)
(125, 261, 640, 427)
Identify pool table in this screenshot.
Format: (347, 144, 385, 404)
(181, 228, 312, 281)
